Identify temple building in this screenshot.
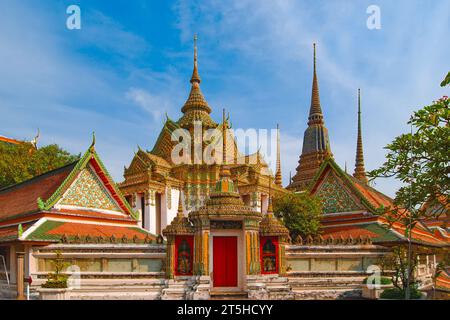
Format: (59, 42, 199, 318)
(119, 36, 287, 236)
(0, 138, 164, 300)
(0, 40, 448, 300)
(283, 48, 448, 297)
(160, 113, 290, 299)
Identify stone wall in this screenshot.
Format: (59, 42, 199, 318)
(30, 243, 167, 300)
(286, 244, 389, 299)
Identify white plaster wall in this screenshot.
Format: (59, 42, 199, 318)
(164, 189, 180, 230)
(147, 203, 157, 235)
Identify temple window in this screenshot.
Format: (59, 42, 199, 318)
(175, 236, 193, 276)
(260, 237, 278, 274)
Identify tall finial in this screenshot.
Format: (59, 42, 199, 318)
(190, 34, 201, 84)
(313, 43, 317, 74)
(31, 128, 40, 148)
(177, 191, 184, 217)
(267, 176, 274, 216)
(275, 124, 282, 186)
(309, 43, 323, 118)
(353, 88, 368, 184)
(89, 132, 96, 152)
(220, 108, 231, 177)
(191, 34, 201, 84)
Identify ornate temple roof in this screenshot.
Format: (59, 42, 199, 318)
(310, 158, 449, 248)
(163, 193, 195, 236)
(259, 194, 289, 238)
(0, 137, 155, 244)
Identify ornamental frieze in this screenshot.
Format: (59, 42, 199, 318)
(210, 220, 243, 230)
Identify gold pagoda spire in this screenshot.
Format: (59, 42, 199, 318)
(267, 176, 274, 218)
(177, 191, 184, 217)
(309, 43, 323, 120)
(191, 34, 201, 84)
(353, 89, 369, 184)
(288, 43, 332, 192)
(180, 34, 212, 120)
(275, 124, 282, 186)
(220, 108, 231, 178)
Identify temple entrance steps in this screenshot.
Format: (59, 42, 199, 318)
(161, 277, 196, 300)
(210, 291, 249, 300)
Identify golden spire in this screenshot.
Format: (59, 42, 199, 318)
(180, 34, 212, 117)
(220, 108, 231, 178)
(309, 43, 323, 119)
(353, 89, 369, 184)
(177, 191, 184, 217)
(288, 43, 332, 192)
(191, 34, 201, 84)
(275, 124, 282, 186)
(267, 176, 274, 217)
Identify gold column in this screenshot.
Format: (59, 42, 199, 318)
(166, 237, 175, 279)
(16, 252, 25, 300)
(245, 231, 261, 275)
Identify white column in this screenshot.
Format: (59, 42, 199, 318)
(160, 191, 168, 232)
(145, 190, 156, 235)
(135, 193, 143, 228)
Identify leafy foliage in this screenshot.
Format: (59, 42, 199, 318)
(0, 143, 79, 189)
(380, 287, 422, 300)
(273, 192, 323, 239)
(43, 251, 69, 289)
(368, 93, 449, 228)
(377, 246, 419, 292)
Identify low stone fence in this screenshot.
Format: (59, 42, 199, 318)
(285, 241, 389, 299)
(31, 243, 167, 300)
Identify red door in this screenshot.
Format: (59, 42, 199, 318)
(213, 236, 238, 287)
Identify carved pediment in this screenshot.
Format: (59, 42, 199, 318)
(315, 170, 364, 214)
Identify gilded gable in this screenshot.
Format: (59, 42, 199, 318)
(59, 165, 122, 212)
(315, 171, 364, 214)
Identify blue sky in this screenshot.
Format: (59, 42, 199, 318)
(0, 0, 449, 197)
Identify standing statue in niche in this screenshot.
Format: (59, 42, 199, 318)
(177, 239, 192, 275)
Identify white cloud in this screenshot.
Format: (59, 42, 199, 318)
(126, 88, 171, 121)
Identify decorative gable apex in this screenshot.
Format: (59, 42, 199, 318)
(58, 164, 123, 213)
(315, 170, 364, 214)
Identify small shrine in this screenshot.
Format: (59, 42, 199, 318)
(163, 112, 290, 297)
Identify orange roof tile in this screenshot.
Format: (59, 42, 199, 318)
(0, 163, 76, 221)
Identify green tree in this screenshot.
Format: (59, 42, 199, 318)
(273, 192, 322, 239)
(368, 95, 449, 222)
(0, 143, 79, 188)
(368, 76, 449, 299)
